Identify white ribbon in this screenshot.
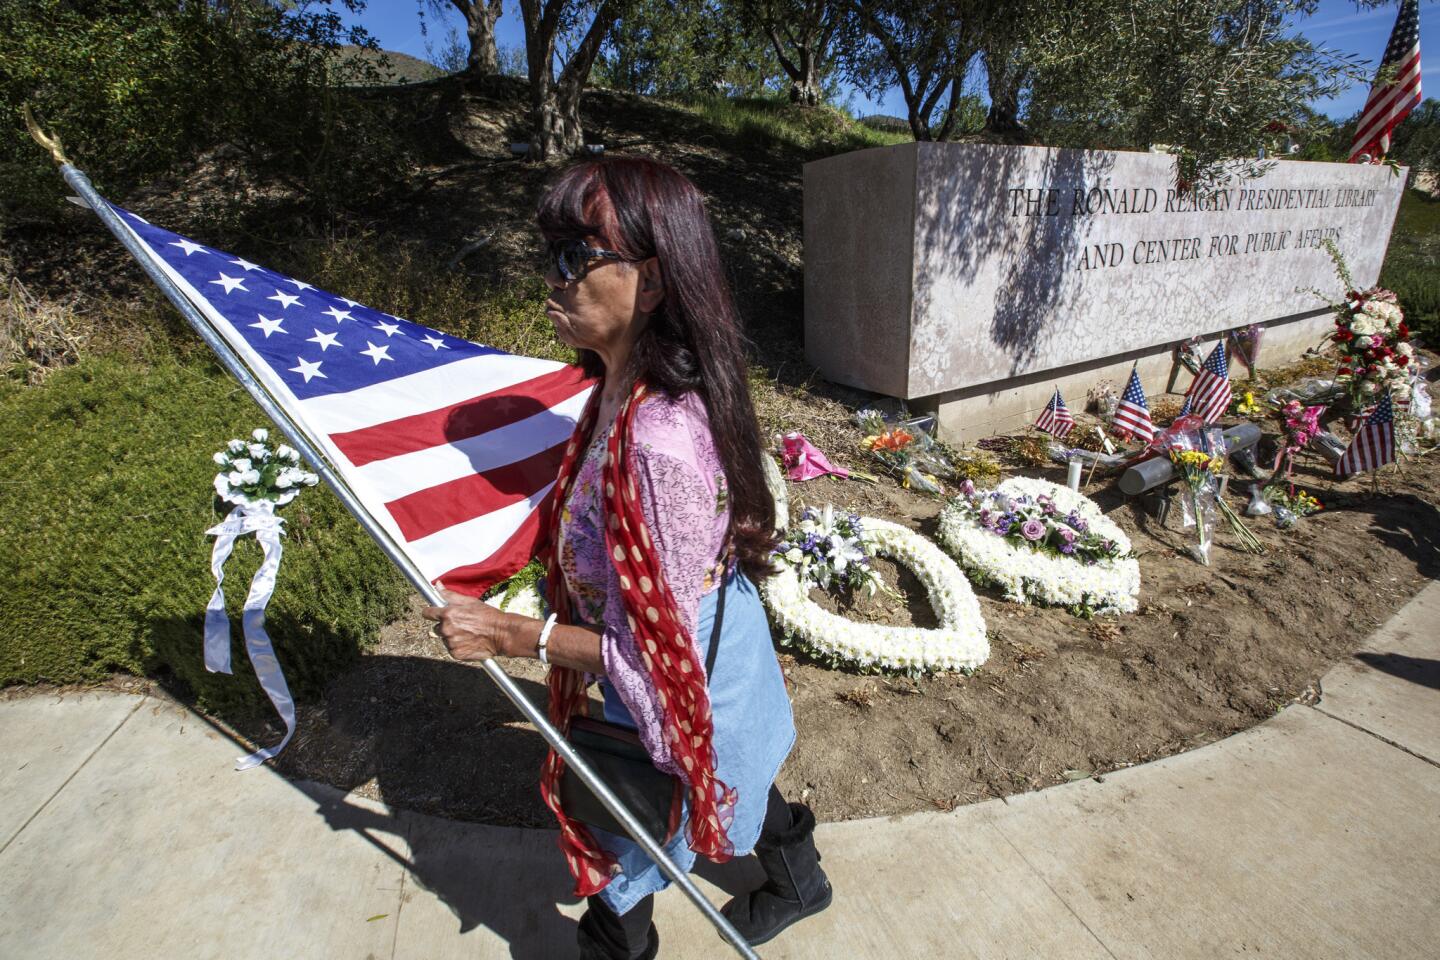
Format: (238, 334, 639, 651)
(1410, 373, 1432, 420)
(205, 501, 296, 771)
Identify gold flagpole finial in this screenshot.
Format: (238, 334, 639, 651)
(22, 104, 70, 167)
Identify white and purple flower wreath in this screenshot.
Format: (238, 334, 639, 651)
(938, 478, 1139, 616)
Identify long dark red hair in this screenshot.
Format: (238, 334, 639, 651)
(537, 157, 777, 579)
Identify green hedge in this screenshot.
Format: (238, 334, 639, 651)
(1381, 188, 1440, 345)
(1385, 258, 1440, 342)
(0, 354, 408, 715)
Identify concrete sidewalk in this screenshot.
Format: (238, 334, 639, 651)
(3, 585, 1438, 960)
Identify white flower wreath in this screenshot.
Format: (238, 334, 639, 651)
(761, 517, 989, 675)
(937, 477, 1140, 615)
(484, 582, 546, 620)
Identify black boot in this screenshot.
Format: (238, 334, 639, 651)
(577, 897, 659, 960)
(721, 802, 833, 946)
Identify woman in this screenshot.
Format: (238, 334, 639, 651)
(422, 156, 831, 959)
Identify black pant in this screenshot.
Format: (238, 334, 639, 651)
(583, 785, 792, 954)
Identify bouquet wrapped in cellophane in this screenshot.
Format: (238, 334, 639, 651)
(854, 408, 954, 494)
(1151, 422, 1266, 565)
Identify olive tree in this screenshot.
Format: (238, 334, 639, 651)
(844, 0, 1366, 179)
(423, 1, 504, 76)
(1019, 0, 1368, 183)
(598, 0, 780, 98)
(519, 0, 621, 159)
(741, 0, 856, 106)
(848, 0, 983, 141)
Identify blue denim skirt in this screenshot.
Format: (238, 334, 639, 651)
(590, 571, 795, 915)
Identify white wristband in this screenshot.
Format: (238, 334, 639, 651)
(536, 613, 558, 665)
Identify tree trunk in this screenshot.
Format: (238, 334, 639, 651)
(983, 46, 1029, 141)
(533, 80, 585, 158)
(984, 87, 1025, 139)
(788, 76, 822, 106)
(451, 0, 501, 76)
(906, 103, 930, 142)
(787, 49, 821, 106)
(768, 25, 825, 108)
(933, 75, 965, 142)
(521, 0, 617, 160)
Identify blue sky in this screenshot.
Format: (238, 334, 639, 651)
(342, 0, 1437, 121)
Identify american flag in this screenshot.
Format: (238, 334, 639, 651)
(1112, 368, 1154, 443)
(1035, 387, 1075, 438)
(111, 205, 592, 596)
(1349, 0, 1423, 162)
(1336, 392, 1396, 477)
(1178, 342, 1232, 425)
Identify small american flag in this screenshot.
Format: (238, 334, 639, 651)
(1336, 392, 1396, 477)
(112, 205, 592, 595)
(1112, 368, 1154, 443)
(1178, 342, 1232, 425)
(1035, 387, 1075, 438)
(1350, 0, 1422, 162)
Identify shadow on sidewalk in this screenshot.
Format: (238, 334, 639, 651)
(289, 778, 581, 958)
(172, 661, 584, 957)
(1354, 652, 1440, 691)
(181, 656, 766, 957)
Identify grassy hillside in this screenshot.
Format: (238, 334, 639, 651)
(337, 45, 446, 85)
(1381, 188, 1440, 343)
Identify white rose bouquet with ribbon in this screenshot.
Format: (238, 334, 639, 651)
(205, 428, 318, 770)
(212, 428, 319, 506)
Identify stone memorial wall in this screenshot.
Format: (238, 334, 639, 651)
(804, 142, 1406, 440)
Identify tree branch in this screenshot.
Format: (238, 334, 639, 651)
(935, 73, 964, 141)
(558, 0, 618, 92)
(767, 24, 803, 81)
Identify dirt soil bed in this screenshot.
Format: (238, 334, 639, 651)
(181, 398, 1440, 829)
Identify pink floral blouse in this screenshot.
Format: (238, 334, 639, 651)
(555, 390, 731, 772)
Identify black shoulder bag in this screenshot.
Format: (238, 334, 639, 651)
(558, 581, 726, 843)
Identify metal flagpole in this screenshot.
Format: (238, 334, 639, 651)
(31, 119, 759, 960)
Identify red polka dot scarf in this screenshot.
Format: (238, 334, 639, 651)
(540, 380, 736, 896)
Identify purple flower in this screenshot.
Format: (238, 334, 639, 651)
(1058, 527, 1077, 544)
(1021, 519, 1046, 541)
(960, 479, 976, 497)
(1060, 542, 1076, 554)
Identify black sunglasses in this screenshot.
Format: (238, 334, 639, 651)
(547, 238, 625, 283)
